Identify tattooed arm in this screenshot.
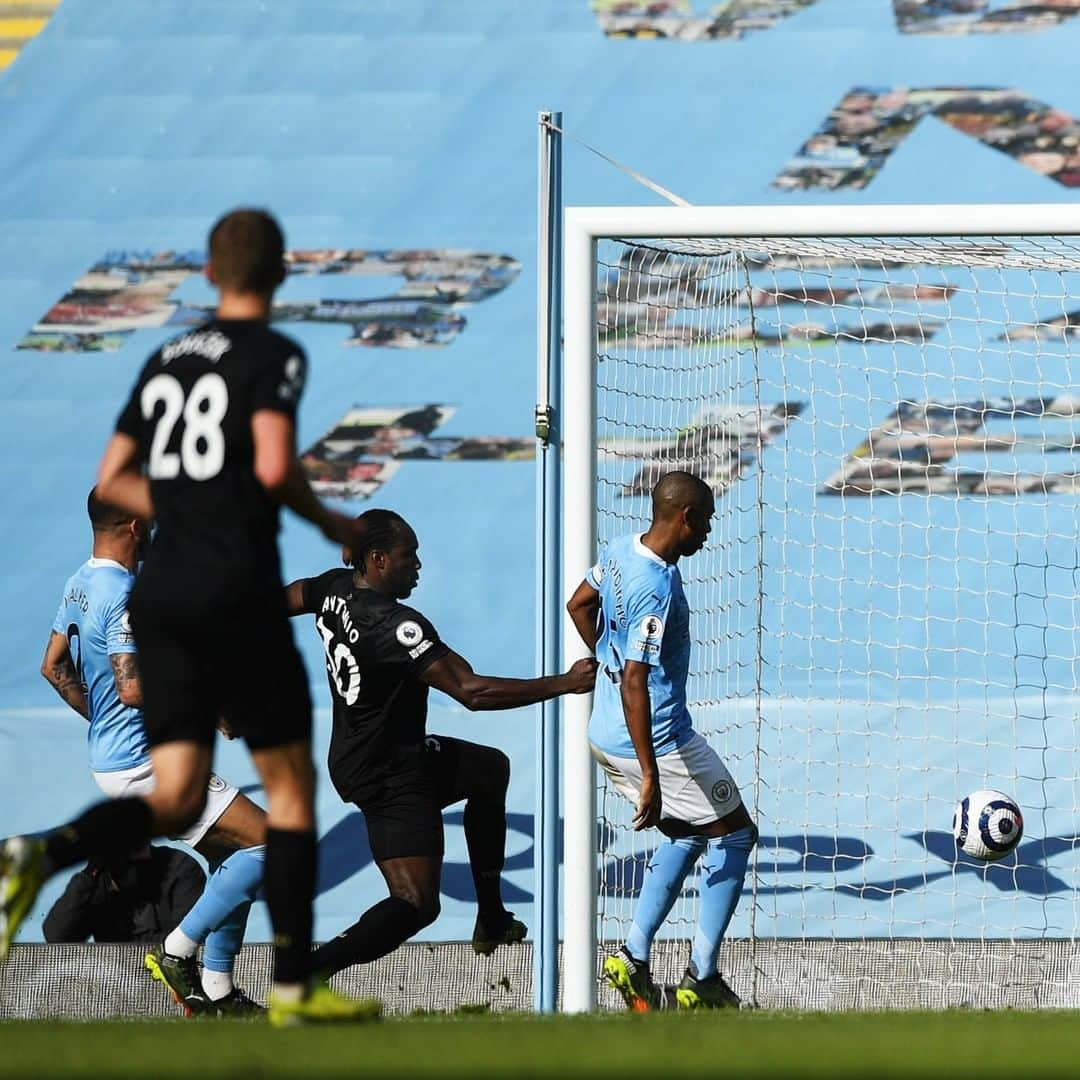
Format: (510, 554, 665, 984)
(40, 631, 89, 720)
(109, 652, 143, 708)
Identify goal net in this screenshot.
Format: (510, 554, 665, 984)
(560, 207, 1080, 1011)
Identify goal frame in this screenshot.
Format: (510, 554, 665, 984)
(559, 203, 1080, 1014)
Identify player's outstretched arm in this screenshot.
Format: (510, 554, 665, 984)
(621, 660, 661, 831)
(420, 650, 597, 712)
(96, 433, 154, 522)
(566, 579, 601, 652)
(40, 630, 88, 720)
(252, 412, 365, 549)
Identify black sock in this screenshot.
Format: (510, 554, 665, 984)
(311, 897, 420, 979)
(463, 799, 509, 926)
(42, 798, 154, 877)
(264, 827, 316, 986)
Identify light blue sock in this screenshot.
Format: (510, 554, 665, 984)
(203, 900, 253, 974)
(625, 837, 705, 964)
(180, 845, 265, 973)
(690, 826, 755, 979)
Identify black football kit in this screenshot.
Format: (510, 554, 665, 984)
(302, 568, 507, 861)
(115, 319, 312, 749)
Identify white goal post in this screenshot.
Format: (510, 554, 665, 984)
(561, 205, 1080, 1013)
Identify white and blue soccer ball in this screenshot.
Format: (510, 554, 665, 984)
(953, 789, 1024, 862)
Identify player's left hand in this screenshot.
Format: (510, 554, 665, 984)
(633, 774, 662, 831)
(565, 657, 599, 693)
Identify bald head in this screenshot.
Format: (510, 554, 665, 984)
(651, 471, 713, 521)
(85, 486, 146, 568)
(643, 471, 714, 561)
(87, 487, 133, 533)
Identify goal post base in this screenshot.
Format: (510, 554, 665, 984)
(3, 940, 1075, 1017)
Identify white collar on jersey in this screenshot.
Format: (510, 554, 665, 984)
(87, 557, 130, 573)
(634, 534, 668, 567)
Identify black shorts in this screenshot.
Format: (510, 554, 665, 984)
(350, 736, 509, 864)
(128, 584, 312, 752)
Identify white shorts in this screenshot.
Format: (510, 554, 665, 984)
(93, 761, 240, 848)
(591, 730, 743, 827)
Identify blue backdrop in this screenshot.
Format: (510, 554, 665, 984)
(3, 0, 1080, 945)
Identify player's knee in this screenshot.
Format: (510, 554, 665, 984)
(178, 787, 208, 828)
(711, 822, 757, 853)
(153, 786, 207, 832)
(415, 893, 440, 928)
(261, 762, 316, 830)
(486, 747, 510, 794)
(264, 761, 314, 802)
(731, 808, 757, 847)
(392, 886, 440, 928)
(464, 745, 509, 803)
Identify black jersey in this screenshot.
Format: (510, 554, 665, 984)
(115, 319, 306, 601)
(301, 569, 450, 802)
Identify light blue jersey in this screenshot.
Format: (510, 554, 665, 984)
(51, 558, 149, 773)
(586, 532, 693, 759)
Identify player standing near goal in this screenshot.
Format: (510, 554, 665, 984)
(285, 509, 597, 977)
(0, 208, 378, 1027)
(566, 471, 756, 1010)
(41, 490, 266, 1017)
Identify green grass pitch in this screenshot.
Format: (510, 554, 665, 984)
(2, 1011, 1079, 1078)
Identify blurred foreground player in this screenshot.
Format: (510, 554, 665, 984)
(285, 509, 597, 977)
(567, 471, 756, 1010)
(40, 489, 266, 1016)
(1, 208, 377, 1027)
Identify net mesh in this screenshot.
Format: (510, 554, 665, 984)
(593, 234, 1080, 1002)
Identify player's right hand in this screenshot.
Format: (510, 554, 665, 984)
(633, 774, 662, 831)
(322, 511, 362, 548)
(565, 657, 599, 693)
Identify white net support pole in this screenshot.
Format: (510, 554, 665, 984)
(562, 213, 599, 1014)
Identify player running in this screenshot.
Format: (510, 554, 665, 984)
(1, 208, 377, 1027)
(285, 509, 597, 978)
(40, 489, 266, 1016)
(566, 471, 756, 1011)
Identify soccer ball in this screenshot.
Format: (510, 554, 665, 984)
(953, 789, 1024, 862)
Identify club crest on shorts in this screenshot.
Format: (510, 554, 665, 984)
(396, 620, 423, 647)
(712, 780, 732, 804)
(207, 775, 227, 793)
(425, 736, 441, 753)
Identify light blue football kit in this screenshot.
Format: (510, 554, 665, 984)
(587, 532, 692, 760)
(52, 558, 148, 773)
(584, 532, 755, 984)
(50, 558, 262, 989)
